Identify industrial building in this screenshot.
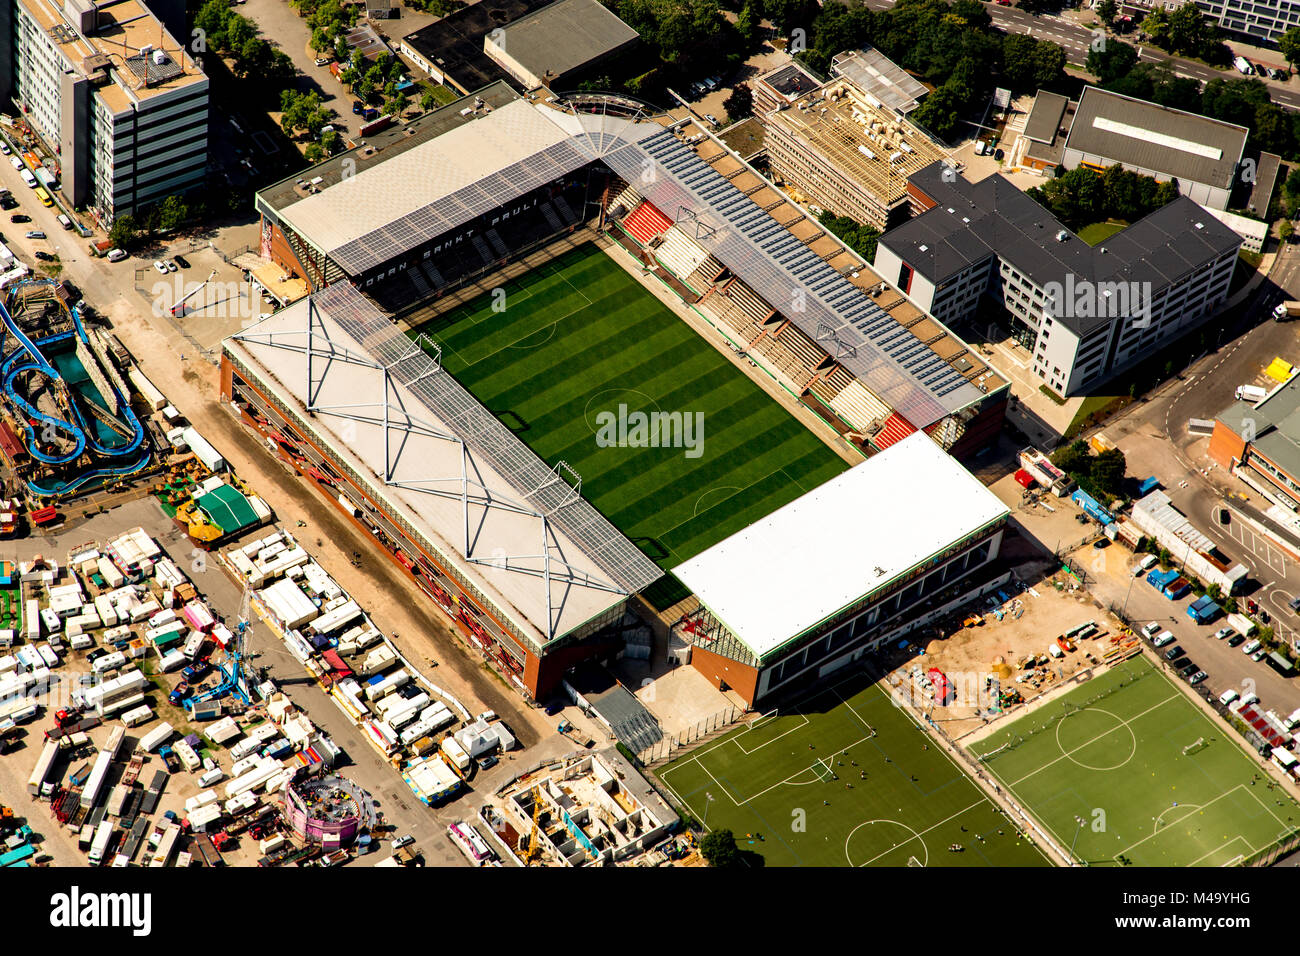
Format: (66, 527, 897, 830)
(0, 0, 209, 223)
(754, 59, 950, 231)
(829, 47, 929, 116)
(1210, 372, 1300, 512)
(672, 432, 1012, 707)
(399, 0, 559, 95)
(1022, 88, 1249, 211)
(876, 163, 1241, 397)
(482, 0, 638, 92)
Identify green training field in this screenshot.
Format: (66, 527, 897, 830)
(968, 655, 1300, 867)
(410, 243, 847, 580)
(656, 670, 1053, 867)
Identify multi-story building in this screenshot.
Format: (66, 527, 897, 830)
(1195, 0, 1300, 45)
(0, 0, 208, 223)
(875, 163, 1241, 397)
(754, 58, 949, 232)
(1210, 374, 1300, 511)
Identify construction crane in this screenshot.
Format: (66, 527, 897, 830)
(186, 588, 253, 708)
(523, 789, 543, 864)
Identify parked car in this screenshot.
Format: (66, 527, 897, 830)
(1163, 644, 1184, 661)
(352, 100, 364, 114)
(172, 254, 190, 269)
(168, 683, 189, 707)
(1175, 658, 1198, 676)
(34, 251, 54, 261)
(1251, 649, 1267, 662)
(85, 648, 107, 664)
(24, 230, 45, 239)
(1152, 631, 1176, 648)
(477, 754, 498, 772)
(9, 214, 29, 223)
(106, 248, 127, 262)
(994, 148, 1005, 160)
(1219, 688, 1239, 706)
(314, 56, 332, 66)
(0, 196, 16, 210)
(705, 113, 720, 127)
(1289, 594, 1300, 613)
(1092, 537, 1109, 549)
(152, 260, 167, 275)
(1242, 639, 1262, 655)
(390, 834, 414, 850)
(1227, 633, 1246, 647)
(1188, 670, 1207, 685)
(1241, 692, 1259, 707)
(1141, 621, 1161, 639)
(1213, 627, 1234, 640)
(165, 260, 177, 272)
(0, 142, 9, 155)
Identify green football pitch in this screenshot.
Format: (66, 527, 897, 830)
(409, 243, 847, 586)
(968, 655, 1300, 867)
(656, 670, 1053, 867)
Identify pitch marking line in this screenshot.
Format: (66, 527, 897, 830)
(1112, 785, 1266, 864)
(851, 800, 985, 867)
(1006, 693, 1181, 787)
(733, 712, 810, 756)
(1187, 835, 1251, 868)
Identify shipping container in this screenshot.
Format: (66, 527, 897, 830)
(27, 738, 60, 795)
(120, 704, 154, 727)
(88, 820, 114, 865)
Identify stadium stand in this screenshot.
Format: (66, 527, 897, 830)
(874, 411, 920, 450)
(621, 200, 673, 245)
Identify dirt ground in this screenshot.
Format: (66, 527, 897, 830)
(884, 558, 1132, 740)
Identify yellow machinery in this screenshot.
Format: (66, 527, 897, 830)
(524, 790, 543, 863)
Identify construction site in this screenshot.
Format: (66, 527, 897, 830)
(755, 60, 952, 231)
(491, 750, 678, 866)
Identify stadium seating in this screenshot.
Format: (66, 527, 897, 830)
(654, 228, 711, 280)
(873, 412, 919, 450)
(830, 378, 891, 432)
(608, 184, 642, 215)
(486, 229, 511, 259)
(720, 280, 776, 324)
(541, 202, 565, 233)
(750, 336, 815, 392)
(554, 195, 578, 224)
(686, 255, 726, 290)
(697, 292, 763, 347)
(775, 322, 830, 372)
(622, 201, 673, 246)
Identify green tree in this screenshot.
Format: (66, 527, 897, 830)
(158, 194, 189, 232)
(321, 129, 342, 154)
(1091, 447, 1127, 498)
(1096, 0, 1117, 24)
(722, 83, 753, 121)
(419, 90, 437, 112)
(1087, 38, 1137, 84)
(108, 215, 137, 249)
(1282, 220, 1295, 244)
(700, 829, 741, 867)
(736, 1, 759, 46)
(1281, 25, 1300, 72)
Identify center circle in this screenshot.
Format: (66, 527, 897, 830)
(1054, 706, 1137, 771)
(844, 818, 928, 867)
(583, 387, 663, 434)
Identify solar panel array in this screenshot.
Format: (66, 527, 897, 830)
(312, 284, 663, 594)
(603, 129, 983, 427)
(330, 137, 593, 275)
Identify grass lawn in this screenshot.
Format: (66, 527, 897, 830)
(1077, 221, 1128, 246)
(968, 656, 1300, 866)
(657, 670, 1053, 867)
(409, 243, 847, 579)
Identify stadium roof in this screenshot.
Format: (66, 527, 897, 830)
(882, 164, 1242, 337)
(270, 95, 988, 427)
(226, 284, 662, 651)
(488, 0, 639, 81)
(674, 432, 1008, 659)
(1064, 88, 1248, 191)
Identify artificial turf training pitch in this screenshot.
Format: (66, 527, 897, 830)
(656, 669, 1052, 867)
(410, 243, 847, 580)
(968, 654, 1300, 867)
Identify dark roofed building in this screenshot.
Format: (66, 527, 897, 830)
(877, 162, 1241, 397)
(482, 0, 639, 92)
(1210, 373, 1300, 513)
(399, 0, 556, 95)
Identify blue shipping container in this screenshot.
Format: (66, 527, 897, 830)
(1137, 476, 1160, 496)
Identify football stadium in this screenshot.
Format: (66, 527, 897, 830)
(225, 82, 1012, 704)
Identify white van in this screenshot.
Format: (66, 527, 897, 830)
(57, 213, 72, 230)
(106, 248, 127, 262)
(1133, 554, 1158, 576)
(1152, 630, 1176, 648)
(1234, 55, 1253, 74)
(1219, 689, 1239, 706)
(1242, 639, 1262, 655)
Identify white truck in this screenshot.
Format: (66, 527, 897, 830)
(1235, 384, 1268, 403)
(1273, 300, 1300, 321)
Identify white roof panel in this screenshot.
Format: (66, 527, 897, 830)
(674, 432, 1008, 658)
